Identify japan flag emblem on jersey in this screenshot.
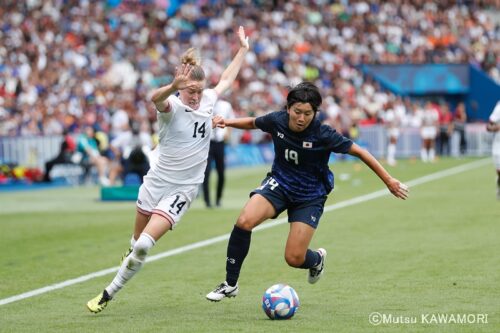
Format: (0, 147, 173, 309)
(303, 141, 312, 148)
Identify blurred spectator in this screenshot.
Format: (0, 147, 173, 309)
(240, 130, 252, 144)
(76, 126, 110, 186)
(379, 100, 405, 166)
(453, 102, 468, 155)
(108, 119, 153, 185)
(437, 103, 454, 157)
(486, 101, 500, 199)
(420, 102, 440, 163)
(203, 99, 234, 208)
(43, 129, 76, 182)
(1, 0, 497, 152)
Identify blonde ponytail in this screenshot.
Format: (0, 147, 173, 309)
(180, 48, 205, 81)
(180, 48, 200, 66)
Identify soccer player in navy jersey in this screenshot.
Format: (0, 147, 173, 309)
(206, 82, 409, 301)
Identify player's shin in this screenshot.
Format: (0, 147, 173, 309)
(225, 225, 252, 287)
(106, 233, 156, 297)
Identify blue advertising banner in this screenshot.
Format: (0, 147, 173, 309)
(362, 64, 469, 95)
(225, 144, 268, 168)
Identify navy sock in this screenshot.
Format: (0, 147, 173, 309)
(226, 225, 252, 287)
(299, 249, 321, 269)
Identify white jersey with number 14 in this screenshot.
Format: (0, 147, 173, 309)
(149, 89, 217, 184)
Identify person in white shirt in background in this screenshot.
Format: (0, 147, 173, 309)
(420, 101, 439, 163)
(380, 99, 405, 166)
(202, 99, 234, 208)
(486, 101, 500, 199)
(108, 119, 153, 185)
(86, 26, 250, 313)
(110, 101, 130, 138)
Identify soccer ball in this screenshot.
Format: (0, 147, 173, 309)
(262, 284, 300, 320)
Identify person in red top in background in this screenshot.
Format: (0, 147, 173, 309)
(437, 103, 454, 157)
(43, 129, 77, 182)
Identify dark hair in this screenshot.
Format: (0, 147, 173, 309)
(286, 82, 322, 112)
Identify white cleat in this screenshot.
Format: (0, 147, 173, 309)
(206, 281, 239, 302)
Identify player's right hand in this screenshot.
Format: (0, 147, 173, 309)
(387, 178, 409, 200)
(172, 64, 194, 90)
(212, 115, 225, 129)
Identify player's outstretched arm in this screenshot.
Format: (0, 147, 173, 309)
(213, 117, 257, 130)
(348, 143, 409, 200)
(214, 26, 250, 96)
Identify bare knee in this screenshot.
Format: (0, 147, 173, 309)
(235, 214, 256, 231)
(285, 252, 305, 268)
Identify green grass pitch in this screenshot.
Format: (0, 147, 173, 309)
(0, 157, 499, 332)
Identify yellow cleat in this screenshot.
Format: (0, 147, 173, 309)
(87, 290, 111, 313)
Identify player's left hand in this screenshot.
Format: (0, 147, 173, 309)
(238, 26, 250, 50)
(387, 178, 409, 200)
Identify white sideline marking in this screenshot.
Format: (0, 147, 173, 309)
(0, 158, 490, 306)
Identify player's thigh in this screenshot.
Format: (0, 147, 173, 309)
(133, 210, 150, 240)
(236, 194, 277, 230)
(142, 214, 172, 241)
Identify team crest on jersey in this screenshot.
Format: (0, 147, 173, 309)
(303, 141, 312, 148)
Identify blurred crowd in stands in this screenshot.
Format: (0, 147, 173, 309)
(0, 0, 498, 182)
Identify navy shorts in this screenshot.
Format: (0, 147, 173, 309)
(250, 175, 326, 229)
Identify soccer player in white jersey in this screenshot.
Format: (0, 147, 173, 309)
(87, 26, 250, 313)
(486, 101, 500, 199)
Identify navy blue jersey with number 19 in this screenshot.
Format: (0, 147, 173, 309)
(255, 111, 353, 202)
